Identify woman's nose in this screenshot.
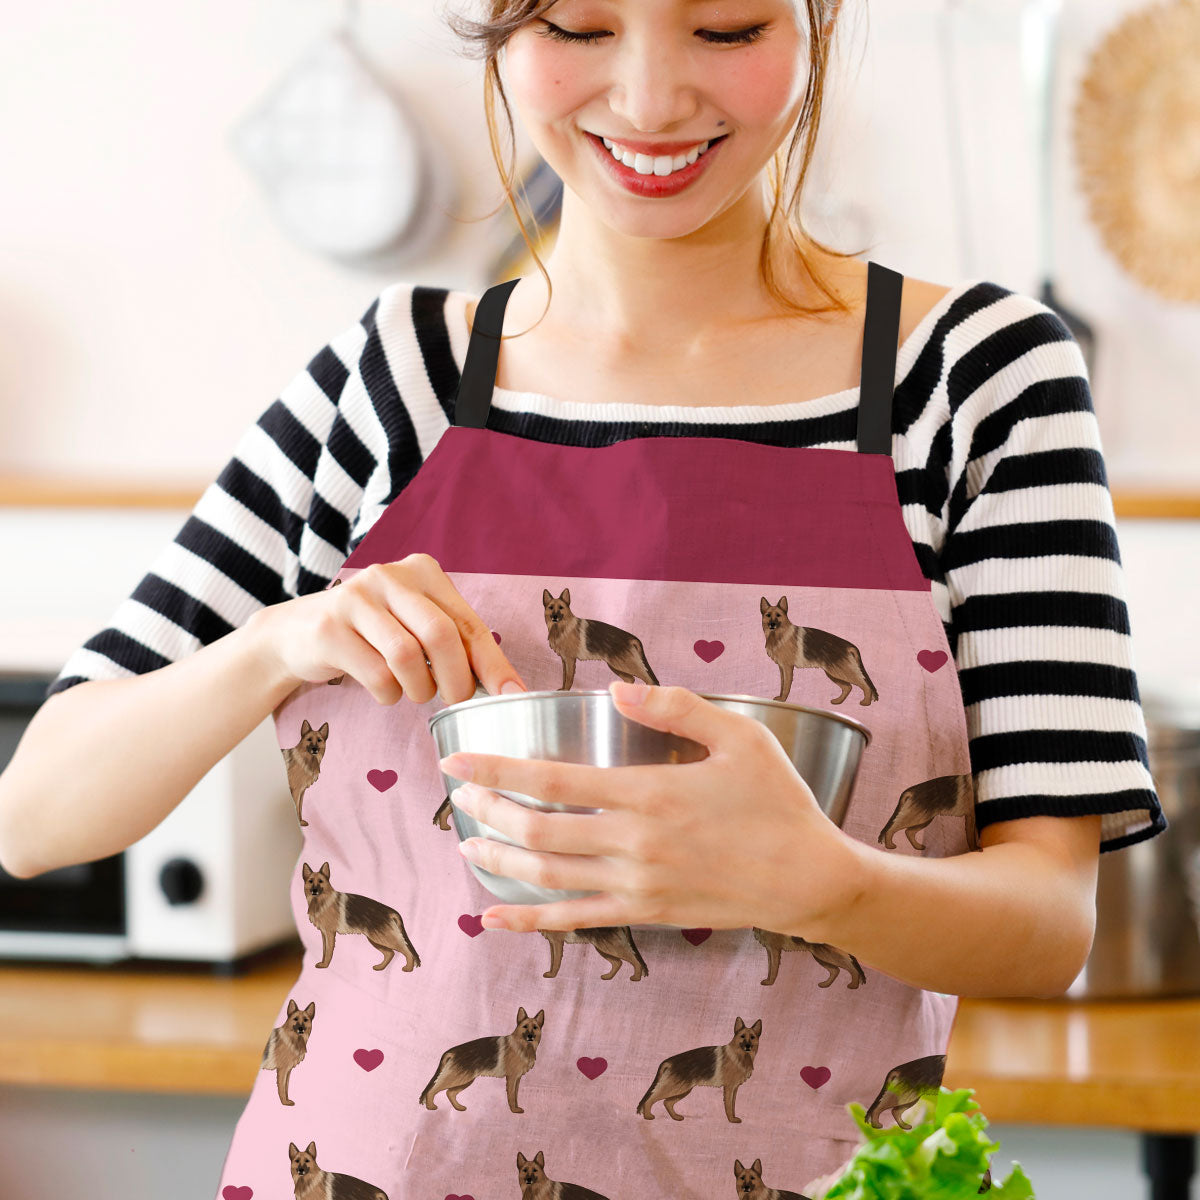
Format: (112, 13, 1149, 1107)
(602, 37, 702, 133)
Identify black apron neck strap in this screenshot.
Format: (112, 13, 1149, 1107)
(452, 277, 521, 429)
(453, 265, 905, 447)
(856, 260, 906, 455)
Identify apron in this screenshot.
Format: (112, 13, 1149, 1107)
(215, 261, 977, 1200)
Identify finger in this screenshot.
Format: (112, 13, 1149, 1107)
(608, 681, 731, 753)
(344, 590, 442, 704)
(409, 555, 529, 697)
(450, 783, 627, 857)
(478, 892, 629, 934)
(459, 835, 613, 895)
(324, 622, 408, 706)
(438, 751, 672, 814)
(370, 576, 482, 704)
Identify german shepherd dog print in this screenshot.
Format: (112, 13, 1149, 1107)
(287, 1140, 388, 1200)
(539, 927, 648, 981)
(733, 1158, 812, 1200)
(516, 1149, 611, 1199)
(282, 720, 330, 827)
(636, 1016, 762, 1122)
(751, 928, 866, 989)
(864, 1053, 946, 1129)
(542, 587, 659, 689)
(760, 596, 877, 706)
(418, 1006, 545, 1114)
(864, 1055, 995, 1193)
(324, 576, 346, 685)
(301, 861, 420, 972)
(434, 792, 453, 829)
(878, 773, 979, 852)
(261, 997, 315, 1105)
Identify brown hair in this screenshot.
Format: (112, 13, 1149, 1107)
(444, 0, 868, 333)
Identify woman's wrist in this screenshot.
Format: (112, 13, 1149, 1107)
(778, 818, 871, 944)
(242, 607, 304, 707)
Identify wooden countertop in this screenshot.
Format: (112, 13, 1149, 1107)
(3, 473, 1200, 519)
(0, 941, 1197, 1131)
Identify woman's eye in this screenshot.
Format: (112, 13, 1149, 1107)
(537, 20, 609, 44)
(536, 20, 769, 46)
(699, 24, 769, 45)
(537, 20, 610, 45)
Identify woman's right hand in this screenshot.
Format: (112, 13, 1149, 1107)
(247, 553, 529, 706)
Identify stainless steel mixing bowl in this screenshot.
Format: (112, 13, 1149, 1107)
(428, 686, 871, 922)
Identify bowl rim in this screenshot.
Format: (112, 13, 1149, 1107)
(428, 686, 872, 745)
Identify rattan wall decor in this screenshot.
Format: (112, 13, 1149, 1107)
(1072, 0, 1200, 302)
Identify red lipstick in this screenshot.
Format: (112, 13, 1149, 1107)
(584, 130, 730, 199)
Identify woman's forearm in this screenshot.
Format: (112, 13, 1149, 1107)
(0, 610, 298, 878)
(791, 832, 1095, 1000)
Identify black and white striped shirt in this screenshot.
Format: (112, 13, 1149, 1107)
(46, 278, 1167, 854)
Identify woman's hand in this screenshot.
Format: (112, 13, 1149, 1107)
(438, 680, 856, 936)
(247, 553, 528, 706)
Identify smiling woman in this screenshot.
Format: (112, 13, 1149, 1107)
(447, 0, 853, 327)
(10, 1, 1165, 1199)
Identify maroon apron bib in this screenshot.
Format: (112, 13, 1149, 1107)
(217, 262, 976, 1200)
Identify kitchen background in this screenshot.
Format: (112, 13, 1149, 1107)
(1, 0, 1198, 1196)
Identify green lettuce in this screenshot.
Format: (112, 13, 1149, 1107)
(809, 1085, 1036, 1199)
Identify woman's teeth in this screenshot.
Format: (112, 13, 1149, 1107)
(600, 135, 719, 177)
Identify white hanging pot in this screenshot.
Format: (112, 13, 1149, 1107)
(230, 25, 451, 265)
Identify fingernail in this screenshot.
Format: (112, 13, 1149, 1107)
(440, 754, 473, 780)
(500, 680, 526, 695)
(611, 680, 646, 705)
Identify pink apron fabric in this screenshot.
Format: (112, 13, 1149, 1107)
(215, 262, 977, 1200)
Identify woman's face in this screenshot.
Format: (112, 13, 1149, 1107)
(502, 0, 814, 239)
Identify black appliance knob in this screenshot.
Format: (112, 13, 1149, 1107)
(159, 857, 204, 905)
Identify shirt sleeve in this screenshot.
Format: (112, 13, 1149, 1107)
(939, 291, 1167, 854)
(42, 292, 405, 703)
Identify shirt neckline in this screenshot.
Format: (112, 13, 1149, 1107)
(452, 277, 983, 424)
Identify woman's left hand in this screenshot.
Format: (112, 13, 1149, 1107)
(437, 679, 856, 935)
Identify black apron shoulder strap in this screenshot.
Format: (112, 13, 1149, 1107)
(451, 277, 521, 429)
(455, 268, 904, 443)
(856, 260, 905, 455)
